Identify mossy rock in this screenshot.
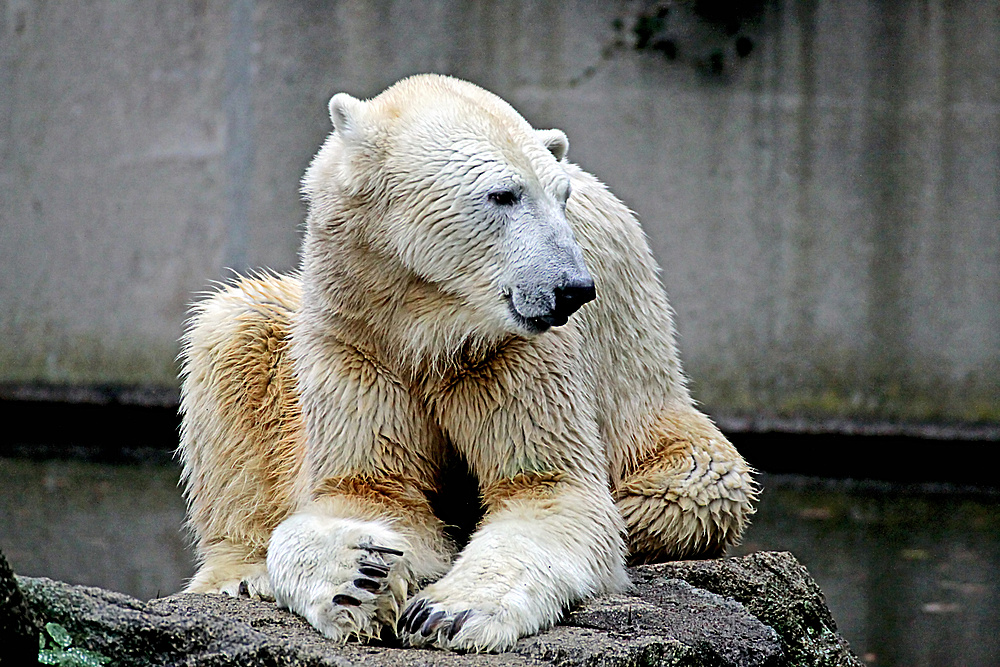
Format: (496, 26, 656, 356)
(8, 550, 861, 667)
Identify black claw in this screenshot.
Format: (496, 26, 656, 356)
(359, 558, 390, 570)
(421, 610, 447, 637)
(366, 544, 405, 557)
(410, 605, 433, 633)
(404, 599, 429, 633)
(332, 593, 362, 607)
(358, 561, 390, 577)
(399, 606, 415, 632)
(238, 581, 249, 598)
(448, 610, 472, 640)
(354, 577, 381, 592)
(399, 598, 425, 631)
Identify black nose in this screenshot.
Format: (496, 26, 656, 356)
(552, 278, 597, 319)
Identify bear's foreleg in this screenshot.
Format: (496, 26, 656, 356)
(397, 474, 628, 652)
(267, 475, 453, 643)
(394, 335, 628, 651)
(615, 408, 757, 562)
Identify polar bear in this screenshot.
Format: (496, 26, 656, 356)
(177, 74, 755, 652)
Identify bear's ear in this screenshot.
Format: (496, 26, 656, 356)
(328, 93, 367, 143)
(536, 129, 569, 161)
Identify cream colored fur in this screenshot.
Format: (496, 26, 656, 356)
(178, 74, 756, 652)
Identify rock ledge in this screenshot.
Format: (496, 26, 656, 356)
(4, 551, 861, 667)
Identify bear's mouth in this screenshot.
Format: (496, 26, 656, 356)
(506, 298, 569, 334)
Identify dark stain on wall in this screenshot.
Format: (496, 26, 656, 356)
(625, 1, 768, 79)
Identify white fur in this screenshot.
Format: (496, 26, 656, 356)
(400, 483, 628, 651)
(177, 74, 756, 655)
(268, 512, 412, 641)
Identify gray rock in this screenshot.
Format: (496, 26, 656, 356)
(0, 549, 40, 666)
(648, 552, 864, 667)
(11, 551, 860, 667)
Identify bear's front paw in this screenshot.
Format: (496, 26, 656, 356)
(304, 542, 407, 641)
(268, 515, 413, 642)
(397, 595, 517, 652)
(398, 597, 476, 648)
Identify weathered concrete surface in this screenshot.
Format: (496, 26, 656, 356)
(2, 1, 997, 429)
(11, 551, 862, 667)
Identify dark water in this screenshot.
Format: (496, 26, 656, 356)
(1, 457, 998, 666)
(732, 475, 1000, 667)
(0, 457, 193, 599)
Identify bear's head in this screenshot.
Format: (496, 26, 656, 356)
(301, 74, 594, 355)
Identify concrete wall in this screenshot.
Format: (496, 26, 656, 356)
(1, 0, 997, 432)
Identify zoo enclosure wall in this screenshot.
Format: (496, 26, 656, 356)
(1, 0, 997, 438)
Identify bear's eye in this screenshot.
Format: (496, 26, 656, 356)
(488, 189, 520, 207)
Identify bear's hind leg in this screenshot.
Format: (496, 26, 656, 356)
(177, 275, 305, 598)
(615, 408, 757, 562)
(184, 540, 273, 599)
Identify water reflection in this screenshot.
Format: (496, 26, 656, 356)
(0, 457, 193, 599)
(1, 458, 998, 665)
(733, 474, 1000, 667)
